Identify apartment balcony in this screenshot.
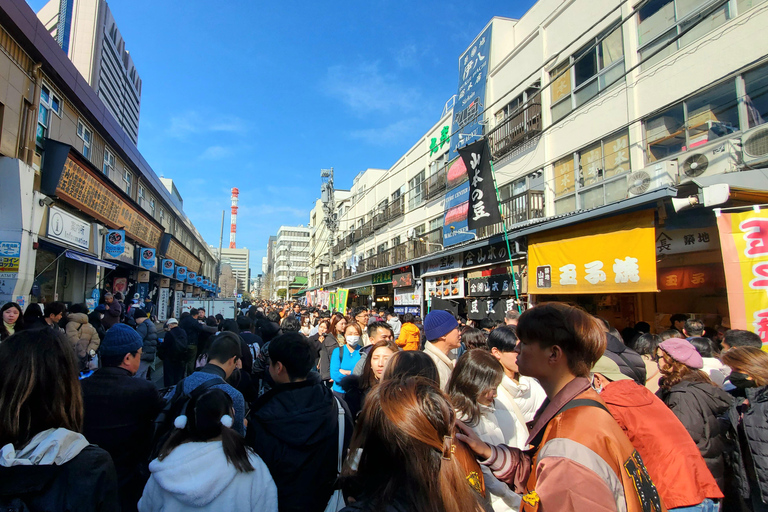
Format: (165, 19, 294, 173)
(487, 102, 542, 160)
(423, 166, 448, 201)
(362, 218, 374, 238)
(476, 189, 546, 239)
(384, 196, 405, 222)
(372, 210, 387, 230)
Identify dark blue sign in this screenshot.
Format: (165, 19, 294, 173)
(105, 230, 125, 258)
(139, 248, 156, 270)
(449, 24, 492, 161)
(176, 266, 187, 281)
(161, 259, 175, 277)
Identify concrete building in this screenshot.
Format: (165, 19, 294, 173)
(273, 226, 310, 299)
(308, 188, 350, 288)
(314, 0, 768, 328)
(36, 0, 142, 144)
(211, 247, 250, 297)
(0, 0, 216, 312)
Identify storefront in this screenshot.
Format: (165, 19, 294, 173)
(371, 271, 393, 309)
(391, 266, 422, 316)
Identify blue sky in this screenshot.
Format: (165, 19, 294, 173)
(27, 0, 535, 274)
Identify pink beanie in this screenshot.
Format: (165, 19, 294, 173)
(659, 338, 704, 369)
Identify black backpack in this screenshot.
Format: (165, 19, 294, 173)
(149, 376, 225, 460)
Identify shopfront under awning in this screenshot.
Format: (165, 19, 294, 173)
(64, 249, 117, 269)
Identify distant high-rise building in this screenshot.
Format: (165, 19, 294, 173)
(37, 0, 142, 145)
(211, 247, 250, 297)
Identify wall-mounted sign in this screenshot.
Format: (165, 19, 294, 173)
(176, 266, 187, 281)
(187, 271, 197, 285)
(467, 272, 522, 297)
(394, 281, 423, 306)
(656, 227, 719, 256)
(161, 259, 175, 277)
(159, 234, 202, 274)
(159, 278, 171, 288)
(0, 241, 21, 274)
(423, 254, 462, 275)
(47, 206, 90, 251)
(139, 247, 156, 271)
(157, 287, 170, 322)
(458, 140, 501, 232)
(137, 270, 150, 283)
(426, 272, 465, 299)
(657, 265, 725, 290)
(443, 159, 474, 248)
(174, 282, 184, 291)
(372, 271, 392, 285)
(393, 268, 414, 288)
(42, 150, 162, 248)
(467, 297, 514, 321)
(105, 229, 125, 257)
(463, 242, 514, 268)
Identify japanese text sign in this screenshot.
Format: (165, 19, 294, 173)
(657, 265, 724, 290)
(717, 210, 768, 340)
(443, 157, 475, 247)
(458, 139, 502, 231)
(162, 259, 175, 277)
(0, 241, 21, 274)
(528, 210, 657, 294)
(105, 230, 126, 258)
(656, 227, 718, 256)
(372, 271, 392, 285)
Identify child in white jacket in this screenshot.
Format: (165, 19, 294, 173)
(449, 349, 522, 512)
(139, 388, 277, 512)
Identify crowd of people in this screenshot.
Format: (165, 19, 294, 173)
(0, 296, 767, 512)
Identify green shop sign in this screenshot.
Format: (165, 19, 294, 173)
(372, 271, 392, 285)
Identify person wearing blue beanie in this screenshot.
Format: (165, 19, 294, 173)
(423, 310, 460, 391)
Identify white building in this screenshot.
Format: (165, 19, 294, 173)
(308, 188, 350, 288)
(212, 247, 250, 296)
(37, 0, 142, 144)
(274, 226, 310, 298)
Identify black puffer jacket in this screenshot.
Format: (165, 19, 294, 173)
(605, 333, 647, 384)
(726, 385, 768, 505)
(658, 380, 734, 489)
(135, 319, 159, 362)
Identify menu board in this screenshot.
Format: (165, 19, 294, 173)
(55, 156, 163, 248)
(426, 272, 465, 299)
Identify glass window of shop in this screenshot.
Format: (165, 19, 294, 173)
(554, 130, 631, 215)
(32, 250, 88, 305)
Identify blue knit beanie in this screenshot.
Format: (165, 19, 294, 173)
(100, 323, 143, 358)
(424, 310, 458, 341)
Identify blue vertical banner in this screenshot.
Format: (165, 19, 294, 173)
(176, 266, 187, 281)
(139, 248, 156, 270)
(187, 271, 197, 285)
(196, 276, 203, 286)
(161, 259, 175, 277)
(105, 230, 125, 257)
(449, 24, 493, 162)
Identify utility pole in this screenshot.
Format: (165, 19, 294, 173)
(320, 168, 337, 286)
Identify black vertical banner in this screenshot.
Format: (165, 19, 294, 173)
(458, 139, 502, 231)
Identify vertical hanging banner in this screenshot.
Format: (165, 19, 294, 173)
(717, 210, 768, 341)
(458, 139, 502, 231)
(187, 271, 197, 285)
(176, 266, 187, 281)
(161, 259, 175, 277)
(139, 248, 156, 271)
(337, 288, 349, 313)
(105, 230, 126, 258)
(157, 287, 170, 322)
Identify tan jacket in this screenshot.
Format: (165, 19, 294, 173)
(65, 313, 101, 358)
(424, 341, 454, 391)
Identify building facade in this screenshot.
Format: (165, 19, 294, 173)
(308, 188, 350, 288)
(273, 226, 310, 299)
(36, 0, 142, 144)
(0, 0, 216, 315)
(212, 247, 250, 297)
(302, 0, 768, 332)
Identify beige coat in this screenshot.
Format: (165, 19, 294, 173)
(65, 313, 101, 358)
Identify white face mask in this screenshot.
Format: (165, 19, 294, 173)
(346, 335, 360, 346)
(590, 375, 603, 394)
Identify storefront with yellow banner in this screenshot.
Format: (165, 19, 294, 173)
(527, 210, 659, 330)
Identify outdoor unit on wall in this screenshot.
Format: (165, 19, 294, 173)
(626, 160, 679, 198)
(742, 125, 768, 168)
(678, 138, 740, 182)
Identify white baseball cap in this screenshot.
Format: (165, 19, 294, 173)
(166, 318, 178, 326)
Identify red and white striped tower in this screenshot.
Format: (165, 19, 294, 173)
(229, 187, 239, 249)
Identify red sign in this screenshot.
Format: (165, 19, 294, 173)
(657, 265, 725, 290)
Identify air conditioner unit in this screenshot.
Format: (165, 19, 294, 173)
(742, 124, 768, 168)
(626, 161, 678, 198)
(678, 138, 740, 182)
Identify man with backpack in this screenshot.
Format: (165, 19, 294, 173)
(249, 332, 353, 512)
(81, 324, 164, 512)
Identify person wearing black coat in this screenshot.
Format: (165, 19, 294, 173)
(81, 324, 165, 512)
(179, 309, 216, 376)
(158, 318, 188, 387)
(135, 315, 158, 380)
(604, 332, 647, 384)
(88, 309, 107, 342)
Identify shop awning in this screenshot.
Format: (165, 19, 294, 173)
(64, 249, 117, 269)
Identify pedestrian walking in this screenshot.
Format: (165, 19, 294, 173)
(423, 310, 460, 391)
(0, 328, 119, 510)
(64, 303, 101, 371)
(135, 313, 159, 380)
(102, 292, 122, 330)
(330, 322, 363, 395)
(341, 338, 398, 420)
(158, 318, 188, 387)
(395, 313, 421, 351)
(139, 388, 277, 512)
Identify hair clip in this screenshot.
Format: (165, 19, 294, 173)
(442, 435, 455, 461)
(173, 415, 188, 429)
(220, 415, 234, 428)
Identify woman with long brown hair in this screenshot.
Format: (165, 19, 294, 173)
(656, 338, 733, 491)
(0, 328, 119, 510)
(721, 347, 768, 511)
(340, 377, 484, 512)
(341, 338, 399, 419)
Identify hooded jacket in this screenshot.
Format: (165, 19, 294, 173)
(249, 373, 353, 512)
(493, 375, 547, 450)
(387, 316, 402, 338)
(138, 441, 277, 512)
(0, 428, 119, 511)
(604, 334, 647, 385)
(102, 300, 122, 329)
(601, 379, 723, 508)
(657, 380, 733, 489)
(395, 322, 420, 351)
(65, 312, 101, 358)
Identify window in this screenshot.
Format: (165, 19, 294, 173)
(408, 170, 425, 210)
(149, 197, 156, 217)
(37, 84, 62, 147)
(414, 224, 426, 236)
(392, 235, 401, 246)
(551, 24, 624, 123)
(737, 0, 768, 14)
(103, 147, 116, 175)
(377, 242, 388, 254)
(138, 184, 145, 205)
(744, 63, 768, 128)
(159, 207, 165, 223)
(123, 169, 133, 197)
(499, 170, 545, 201)
(554, 131, 631, 215)
(76, 120, 92, 159)
(638, 0, 731, 69)
(429, 216, 443, 231)
(645, 79, 739, 161)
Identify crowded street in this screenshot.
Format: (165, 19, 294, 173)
(2, 0, 768, 510)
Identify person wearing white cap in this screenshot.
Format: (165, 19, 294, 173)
(158, 317, 188, 387)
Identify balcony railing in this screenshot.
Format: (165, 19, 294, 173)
(424, 166, 448, 201)
(487, 102, 542, 160)
(362, 218, 374, 238)
(476, 189, 546, 239)
(385, 196, 404, 222)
